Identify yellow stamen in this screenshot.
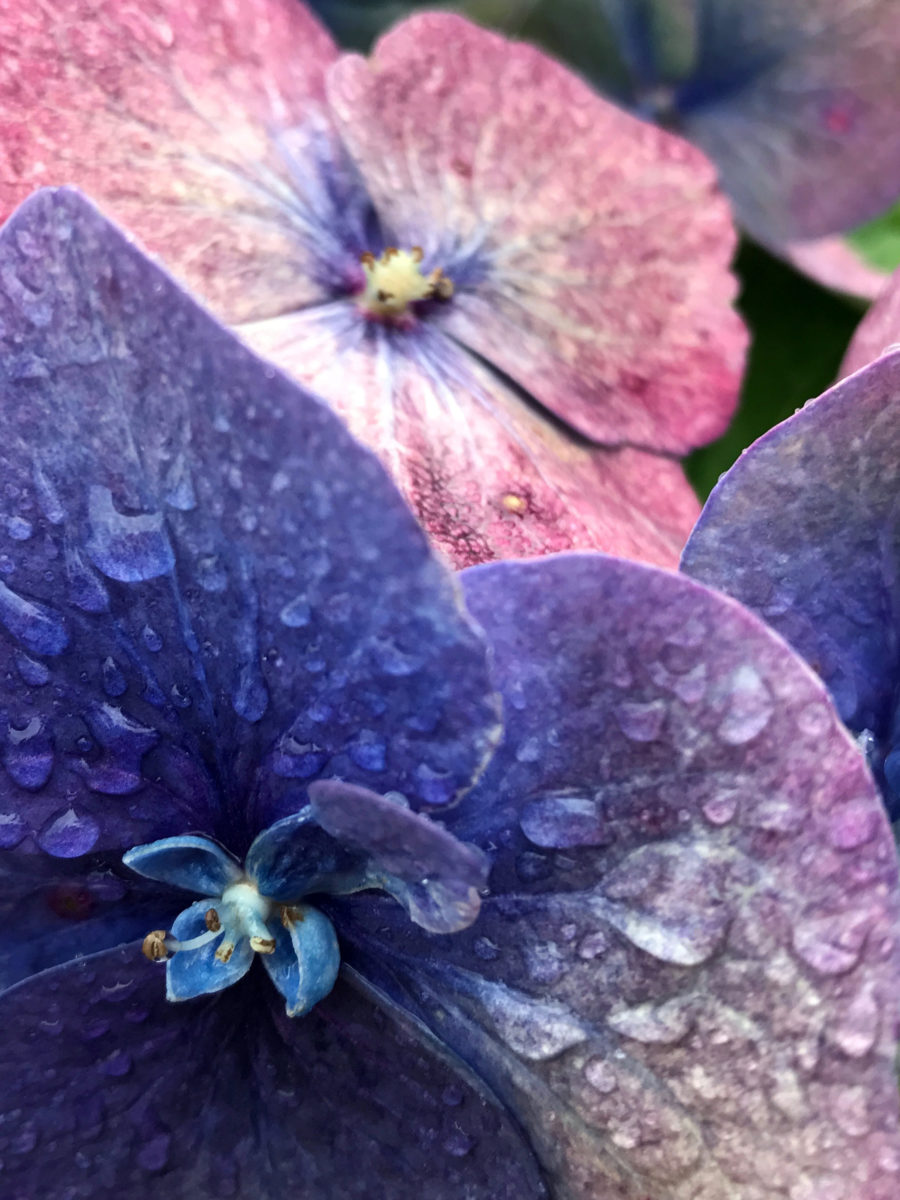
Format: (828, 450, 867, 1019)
(358, 247, 454, 321)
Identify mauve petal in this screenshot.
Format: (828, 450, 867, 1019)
(0, 0, 346, 322)
(682, 351, 900, 810)
(325, 12, 745, 454)
(782, 234, 889, 302)
(842, 269, 900, 375)
(338, 556, 900, 1200)
(0, 189, 499, 867)
(678, 0, 900, 243)
(242, 307, 701, 569)
(0, 945, 545, 1197)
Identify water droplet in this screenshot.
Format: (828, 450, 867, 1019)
(86, 485, 174, 582)
(10, 1125, 37, 1155)
(280, 595, 311, 628)
(37, 808, 100, 857)
(137, 1133, 170, 1173)
(14, 652, 50, 686)
(717, 665, 773, 745)
(515, 851, 552, 882)
(4, 715, 53, 789)
(826, 799, 879, 851)
(584, 1059, 618, 1094)
(141, 625, 163, 652)
(616, 700, 666, 742)
(233, 663, 269, 723)
(0, 811, 26, 848)
(32, 458, 65, 524)
(97, 1049, 132, 1077)
(372, 637, 424, 677)
(441, 1085, 463, 1107)
(792, 911, 869, 975)
(473, 936, 499, 961)
(170, 683, 192, 709)
(577, 930, 608, 959)
(520, 794, 609, 848)
(77, 703, 159, 795)
(702, 792, 738, 826)
(0, 579, 68, 655)
(828, 982, 880, 1057)
(6, 516, 31, 541)
(346, 729, 386, 772)
(163, 454, 197, 511)
(65, 544, 110, 613)
(443, 1129, 474, 1158)
(474, 980, 586, 1061)
(607, 998, 693, 1045)
(829, 1084, 870, 1138)
(101, 656, 127, 698)
(515, 736, 541, 764)
(196, 554, 228, 593)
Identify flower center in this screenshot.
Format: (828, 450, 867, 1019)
(357, 246, 453, 321)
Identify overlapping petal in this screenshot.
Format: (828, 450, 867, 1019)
(0, 188, 499, 876)
(842, 269, 900, 375)
(0, 946, 547, 1197)
(328, 13, 744, 453)
(682, 351, 900, 814)
(0, 0, 745, 567)
(243, 308, 701, 568)
(527, 0, 900, 246)
(337, 556, 900, 1199)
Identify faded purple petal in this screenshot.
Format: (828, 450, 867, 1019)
(0, 188, 499, 874)
(682, 350, 900, 813)
(327, 13, 745, 454)
(0, 945, 546, 1198)
(783, 235, 888, 301)
(339, 556, 900, 1199)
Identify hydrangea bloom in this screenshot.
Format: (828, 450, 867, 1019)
(841, 264, 900, 376)
(0, 0, 746, 568)
(0, 187, 898, 1199)
(682, 347, 900, 825)
(521, 0, 900, 295)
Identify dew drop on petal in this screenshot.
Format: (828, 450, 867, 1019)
(7, 517, 32, 541)
(141, 625, 163, 652)
(792, 912, 868, 975)
(101, 656, 127, 698)
(826, 799, 879, 850)
(0, 579, 68, 655)
(137, 1133, 171, 1173)
(14, 652, 50, 687)
(717, 665, 773, 745)
(37, 808, 100, 857)
(86, 486, 174, 582)
(607, 998, 693, 1045)
(520, 794, 608, 848)
(0, 810, 26, 848)
(828, 983, 881, 1058)
(584, 1058, 618, 1094)
(616, 700, 666, 742)
(4, 715, 53, 789)
(702, 793, 738, 826)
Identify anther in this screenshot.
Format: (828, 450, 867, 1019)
(249, 936, 276, 954)
(205, 908, 221, 932)
(142, 930, 170, 962)
(357, 247, 454, 321)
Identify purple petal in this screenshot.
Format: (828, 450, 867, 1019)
(0, 944, 545, 1197)
(262, 905, 340, 1016)
(243, 306, 703, 569)
(123, 836, 243, 897)
(327, 13, 745, 454)
(0, 188, 499, 870)
(339, 555, 900, 1199)
(309, 780, 489, 932)
(677, 0, 900, 242)
(682, 350, 900, 807)
(783, 234, 888, 301)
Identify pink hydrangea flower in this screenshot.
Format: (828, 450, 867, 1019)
(0, 1, 746, 566)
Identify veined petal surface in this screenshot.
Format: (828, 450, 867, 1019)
(338, 556, 900, 1200)
(243, 308, 701, 569)
(327, 13, 745, 453)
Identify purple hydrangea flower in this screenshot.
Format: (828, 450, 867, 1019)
(682, 345, 900, 827)
(0, 0, 747, 569)
(1, 188, 899, 1199)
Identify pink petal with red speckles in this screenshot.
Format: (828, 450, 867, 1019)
(0, 0, 340, 321)
(841, 268, 900, 376)
(242, 306, 701, 569)
(326, 13, 746, 454)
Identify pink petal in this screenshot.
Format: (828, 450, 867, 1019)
(0, 0, 339, 320)
(326, 13, 747, 454)
(783, 235, 888, 302)
(842, 268, 900, 376)
(242, 308, 700, 569)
